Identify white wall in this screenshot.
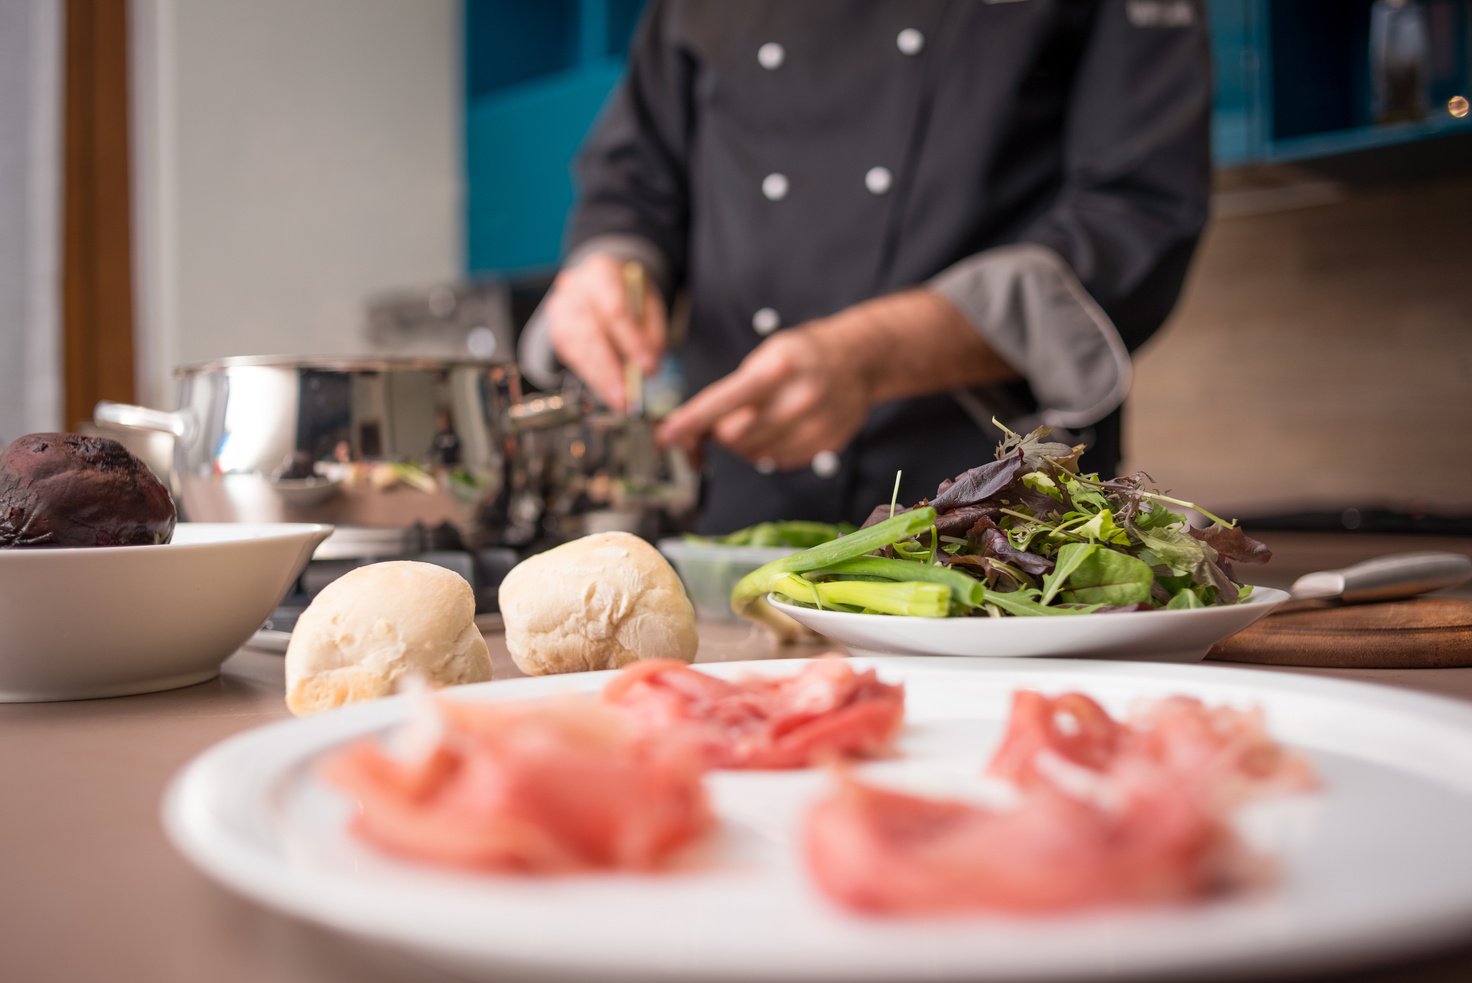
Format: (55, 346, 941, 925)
(0, 0, 62, 440)
(131, 0, 462, 407)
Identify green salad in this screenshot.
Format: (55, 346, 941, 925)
(731, 425, 1270, 626)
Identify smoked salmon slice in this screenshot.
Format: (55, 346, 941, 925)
(603, 658, 905, 769)
(322, 696, 711, 873)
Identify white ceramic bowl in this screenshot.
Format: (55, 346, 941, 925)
(658, 538, 792, 622)
(0, 522, 332, 702)
(768, 587, 1290, 663)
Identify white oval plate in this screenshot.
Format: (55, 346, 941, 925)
(164, 657, 1472, 982)
(0, 522, 331, 701)
(768, 587, 1290, 662)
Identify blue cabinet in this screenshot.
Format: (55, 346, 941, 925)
(1212, 0, 1471, 165)
(465, 0, 1472, 275)
(1209, 0, 1268, 164)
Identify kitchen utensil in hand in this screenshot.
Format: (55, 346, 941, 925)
(622, 262, 646, 419)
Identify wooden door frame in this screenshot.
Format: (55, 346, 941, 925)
(62, 0, 136, 430)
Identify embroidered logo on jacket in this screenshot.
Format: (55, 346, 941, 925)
(1126, 0, 1196, 27)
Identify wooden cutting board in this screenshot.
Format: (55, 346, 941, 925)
(1209, 597, 1472, 668)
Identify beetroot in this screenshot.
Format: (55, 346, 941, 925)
(0, 433, 175, 548)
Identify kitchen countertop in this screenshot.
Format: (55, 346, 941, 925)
(3, 532, 1472, 983)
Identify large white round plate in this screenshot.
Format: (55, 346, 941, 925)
(768, 587, 1290, 662)
(0, 522, 331, 701)
(164, 657, 1472, 982)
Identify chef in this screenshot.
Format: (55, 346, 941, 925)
(522, 0, 1212, 533)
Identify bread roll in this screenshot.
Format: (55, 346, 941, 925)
(285, 561, 492, 715)
(499, 532, 698, 675)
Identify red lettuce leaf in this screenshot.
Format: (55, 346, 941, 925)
(1191, 524, 1273, 565)
(930, 453, 1025, 512)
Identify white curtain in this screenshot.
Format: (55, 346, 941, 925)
(0, 0, 63, 442)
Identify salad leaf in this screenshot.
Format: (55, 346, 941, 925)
(965, 517, 1054, 576)
(1192, 523, 1274, 564)
(1135, 525, 1215, 577)
(984, 588, 1101, 617)
(1039, 543, 1098, 606)
(1022, 471, 1063, 501)
(930, 455, 1024, 512)
(995, 421, 1084, 472)
(1073, 508, 1131, 546)
(1167, 587, 1207, 610)
(1054, 549, 1156, 607)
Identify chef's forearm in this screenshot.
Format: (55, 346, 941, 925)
(806, 290, 1022, 405)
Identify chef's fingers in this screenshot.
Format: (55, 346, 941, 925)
(657, 358, 784, 447)
(758, 420, 838, 473)
(718, 384, 821, 461)
(711, 404, 762, 450)
(547, 290, 627, 413)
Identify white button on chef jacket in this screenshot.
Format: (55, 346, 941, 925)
(752, 307, 781, 336)
(811, 450, 841, 479)
(762, 172, 789, 201)
(757, 42, 784, 70)
(865, 166, 893, 195)
(897, 28, 925, 56)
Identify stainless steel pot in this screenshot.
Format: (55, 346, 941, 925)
(520, 408, 699, 544)
(95, 356, 531, 555)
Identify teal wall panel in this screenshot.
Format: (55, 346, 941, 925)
(465, 61, 625, 274)
(463, 0, 643, 275)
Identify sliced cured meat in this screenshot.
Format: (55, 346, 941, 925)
(1122, 695, 1318, 804)
(986, 691, 1121, 788)
(602, 658, 905, 769)
(986, 690, 1315, 806)
(805, 688, 1311, 915)
(322, 696, 711, 873)
(805, 769, 1247, 915)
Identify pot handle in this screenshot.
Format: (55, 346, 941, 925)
(507, 391, 584, 431)
(93, 401, 193, 440)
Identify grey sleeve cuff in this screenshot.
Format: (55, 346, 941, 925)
(517, 234, 673, 391)
(928, 243, 1133, 430)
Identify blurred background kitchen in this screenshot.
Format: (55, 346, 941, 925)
(2, 0, 1470, 533)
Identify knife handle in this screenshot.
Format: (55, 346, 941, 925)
(1294, 551, 1472, 604)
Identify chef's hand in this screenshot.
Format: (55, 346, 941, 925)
(657, 317, 873, 472)
(545, 253, 667, 414)
(658, 290, 1018, 472)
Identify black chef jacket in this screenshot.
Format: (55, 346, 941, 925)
(545, 0, 1211, 534)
